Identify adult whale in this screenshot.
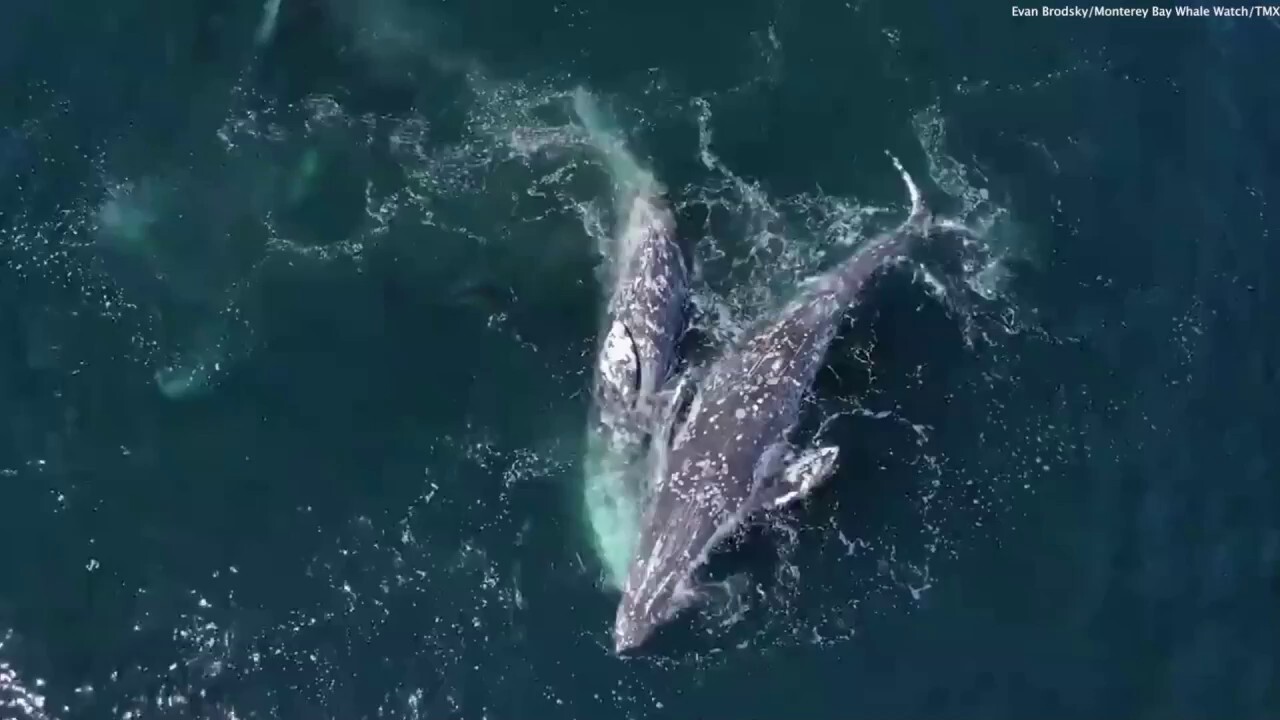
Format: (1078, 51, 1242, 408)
(613, 158, 932, 654)
(574, 89, 690, 589)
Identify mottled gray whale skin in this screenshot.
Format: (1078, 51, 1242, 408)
(613, 164, 930, 655)
(581, 186, 689, 586)
(589, 189, 688, 466)
(573, 88, 690, 588)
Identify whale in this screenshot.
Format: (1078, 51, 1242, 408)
(574, 88, 690, 589)
(613, 158, 932, 654)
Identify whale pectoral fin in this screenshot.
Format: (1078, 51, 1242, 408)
(654, 373, 692, 423)
(653, 371, 697, 444)
(771, 445, 839, 508)
(757, 445, 840, 511)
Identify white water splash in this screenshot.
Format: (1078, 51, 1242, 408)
(0, 632, 54, 720)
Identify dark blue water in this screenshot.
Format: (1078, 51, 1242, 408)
(3, 1, 1278, 718)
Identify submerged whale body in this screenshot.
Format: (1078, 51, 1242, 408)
(613, 159, 933, 655)
(589, 187, 687, 466)
(574, 88, 690, 588)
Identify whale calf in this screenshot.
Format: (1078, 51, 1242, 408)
(613, 159, 932, 654)
(574, 89, 690, 588)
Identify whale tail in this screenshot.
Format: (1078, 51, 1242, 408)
(887, 152, 932, 238)
(826, 154, 939, 297)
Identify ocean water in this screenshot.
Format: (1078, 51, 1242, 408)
(2, 0, 1278, 718)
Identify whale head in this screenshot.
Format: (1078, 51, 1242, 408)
(613, 563, 693, 655)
